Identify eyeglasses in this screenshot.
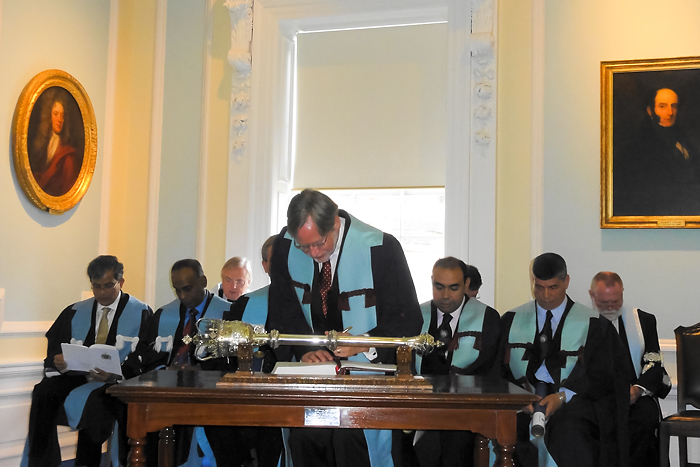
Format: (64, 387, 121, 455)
(225, 279, 249, 287)
(293, 235, 329, 252)
(91, 281, 118, 291)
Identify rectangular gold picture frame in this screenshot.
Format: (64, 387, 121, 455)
(601, 56, 700, 228)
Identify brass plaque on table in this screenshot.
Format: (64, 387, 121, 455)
(304, 408, 341, 426)
(216, 373, 433, 392)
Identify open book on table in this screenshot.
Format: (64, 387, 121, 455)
(272, 361, 397, 376)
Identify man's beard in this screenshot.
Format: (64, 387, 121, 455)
(591, 302, 623, 321)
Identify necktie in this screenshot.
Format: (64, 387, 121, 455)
(437, 312, 453, 347)
(538, 310, 553, 364)
(617, 317, 630, 351)
(95, 307, 110, 344)
(173, 309, 198, 366)
(319, 261, 332, 316)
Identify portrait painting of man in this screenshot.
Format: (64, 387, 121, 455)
(603, 59, 700, 223)
(27, 86, 85, 197)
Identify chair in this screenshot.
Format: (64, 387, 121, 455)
(660, 323, 700, 467)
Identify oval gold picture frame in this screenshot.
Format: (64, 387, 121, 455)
(12, 69, 97, 214)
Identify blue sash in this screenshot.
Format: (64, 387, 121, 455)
(153, 295, 231, 357)
(507, 301, 595, 383)
(64, 295, 148, 430)
(285, 214, 383, 336)
(70, 295, 148, 361)
(415, 299, 486, 373)
(242, 286, 269, 327)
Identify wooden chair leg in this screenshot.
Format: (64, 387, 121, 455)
(659, 424, 671, 467)
(680, 436, 688, 467)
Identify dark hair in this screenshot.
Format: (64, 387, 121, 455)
(171, 259, 204, 277)
(464, 265, 482, 291)
(261, 235, 277, 261)
(433, 256, 469, 283)
(590, 271, 623, 290)
(532, 252, 567, 281)
(287, 189, 339, 238)
(87, 255, 124, 281)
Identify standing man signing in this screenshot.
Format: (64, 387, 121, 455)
(268, 189, 422, 467)
(394, 257, 500, 467)
(500, 253, 629, 467)
(589, 272, 671, 467)
(22, 255, 152, 467)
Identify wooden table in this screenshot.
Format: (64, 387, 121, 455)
(108, 370, 536, 467)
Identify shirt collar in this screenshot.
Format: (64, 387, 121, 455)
(191, 291, 210, 317)
(535, 296, 568, 332)
(317, 216, 345, 274)
(436, 295, 466, 327)
(329, 216, 345, 263)
(100, 291, 121, 313)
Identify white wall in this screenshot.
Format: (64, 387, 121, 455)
(541, 0, 700, 341)
(0, 1, 110, 326)
(0, 2, 112, 463)
(155, 0, 208, 307)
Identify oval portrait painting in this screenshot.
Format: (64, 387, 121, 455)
(12, 70, 97, 214)
(28, 87, 85, 197)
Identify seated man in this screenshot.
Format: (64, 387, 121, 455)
(393, 257, 500, 467)
(22, 255, 152, 467)
(589, 271, 671, 467)
(268, 189, 423, 467)
(500, 253, 628, 467)
(140, 259, 276, 467)
(464, 264, 482, 299)
(217, 240, 284, 467)
(215, 256, 252, 303)
(231, 235, 278, 372)
(230, 236, 276, 327)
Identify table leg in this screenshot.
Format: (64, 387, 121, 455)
(474, 434, 489, 467)
(127, 436, 148, 467)
(493, 442, 515, 467)
(159, 427, 175, 467)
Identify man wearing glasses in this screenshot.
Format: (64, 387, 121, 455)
(22, 255, 152, 467)
(268, 189, 422, 467)
(214, 256, 252, 303)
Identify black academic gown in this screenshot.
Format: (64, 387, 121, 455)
(26, 294, 151, 467)
(500, 297, 630, 467)
(618, 309, 671, 467)
(268, 210, 423, 467)
(394, 297, 501, 467)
